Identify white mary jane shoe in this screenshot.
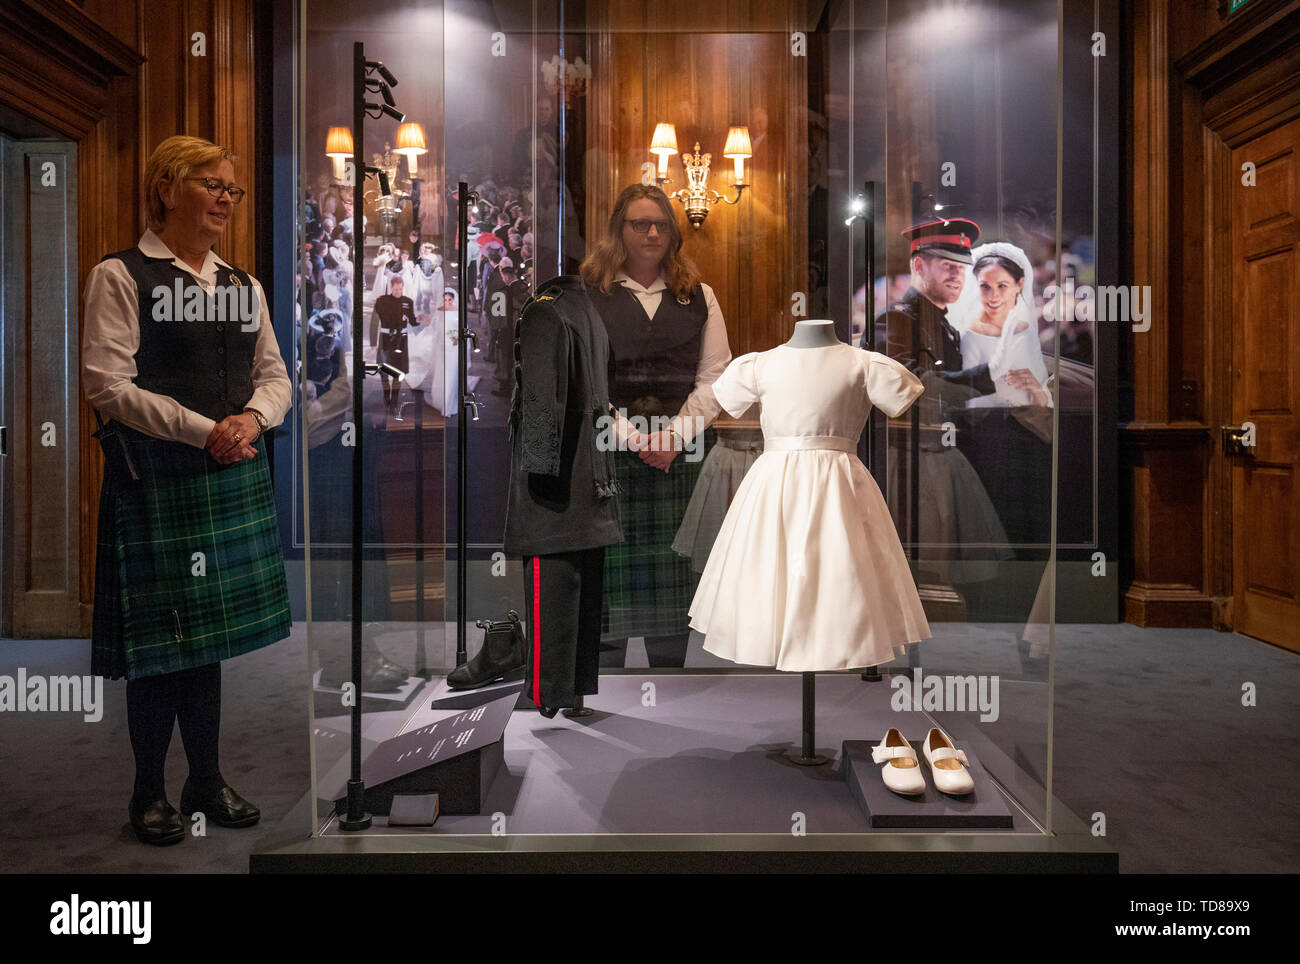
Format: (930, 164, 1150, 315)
(923, 728, 974, 795)
(871, 728, 925, 796)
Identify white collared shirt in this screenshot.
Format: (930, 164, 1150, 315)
(81, 228, 291, 449)
(611, 272, 731, 443)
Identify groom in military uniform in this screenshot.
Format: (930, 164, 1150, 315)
(864, 218, 996, 413)
(369, 274, 417, 414)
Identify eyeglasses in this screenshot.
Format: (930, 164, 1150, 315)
(185, 177, 246, 204)
(626, 218, 671, 235)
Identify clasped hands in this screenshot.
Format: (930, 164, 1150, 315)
(205, 412, 260, 465)
(626, 429, 680, 472)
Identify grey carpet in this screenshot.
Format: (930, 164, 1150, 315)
(0, 622, 1295, 873)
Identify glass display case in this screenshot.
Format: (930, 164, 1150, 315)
(253, 0, 1118, 872)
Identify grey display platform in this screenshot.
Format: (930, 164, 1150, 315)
(842, 739, 1014, 828)
(253, 673, 1116, 873)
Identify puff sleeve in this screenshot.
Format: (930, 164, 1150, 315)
(866, 351, 925, 418)
(710, 351, 761, 418)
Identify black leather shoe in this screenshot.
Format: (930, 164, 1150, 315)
(128, 796, 185, 846)
(180, 780, 260, 828)
(447, 620, 526, 691)
(537, 704, 560, 719)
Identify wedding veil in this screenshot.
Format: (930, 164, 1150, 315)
(950, 241, 1050, 405)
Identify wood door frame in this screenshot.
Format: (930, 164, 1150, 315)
(1184, 8, 1300, 629)
(0, 0, 141, 636)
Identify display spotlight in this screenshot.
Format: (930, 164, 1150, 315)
(845, 193, 868, 226)
(365, 100, 405, 122)
(366, 60, 398, 88)
(366, 79, 397, 108)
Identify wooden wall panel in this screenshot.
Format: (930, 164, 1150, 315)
(1123, 0, 1300, 627)
(1, 0, 259, 636)
(587, 2, 808, 358)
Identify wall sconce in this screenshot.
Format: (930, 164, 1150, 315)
(650, 122, 679, 181)
(326, 126, 354, 183)
(651, 124, 751, 229)
(394, 122, 427, 177)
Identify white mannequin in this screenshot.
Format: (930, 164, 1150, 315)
(785, 318, 840, 349)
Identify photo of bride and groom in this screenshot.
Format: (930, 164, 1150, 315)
(869, 217, 1066, 608)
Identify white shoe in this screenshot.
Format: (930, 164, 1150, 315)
(871, 728, 925, 795)
(923, 728, 974, 795)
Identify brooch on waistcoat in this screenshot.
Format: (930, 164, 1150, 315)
(228, 272, 242, 287)
(676, 294, 690, 306)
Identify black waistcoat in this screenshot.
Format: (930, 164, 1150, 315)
(105, 247, 258, 422)
(587, 282, 707, 417)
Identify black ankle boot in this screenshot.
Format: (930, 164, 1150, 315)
(447, 612, 526, 690)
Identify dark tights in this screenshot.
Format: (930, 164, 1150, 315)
(599, 633, 691, 668)
(125, 662, 222, 801)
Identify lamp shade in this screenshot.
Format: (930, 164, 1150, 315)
(325, 126, 354, 157)
(723, 125, 752, 158)
(650, 122, 679, 156)
(394, 122, 427, 156)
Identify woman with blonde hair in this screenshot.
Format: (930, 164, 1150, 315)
(579, 184, 731, 668)
(82, 135, 291, 845)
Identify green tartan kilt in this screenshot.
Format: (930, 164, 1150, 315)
(91, 427, 291, 680)
(601, 432, 710, 641)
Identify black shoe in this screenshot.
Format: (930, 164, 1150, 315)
(128, 796, 185, 846)
(537, 704, 559, 719)
(180, 780, 260, 828)
(447, 623, 526, 691)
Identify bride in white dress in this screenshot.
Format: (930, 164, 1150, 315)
(950, 242, 1051, 409)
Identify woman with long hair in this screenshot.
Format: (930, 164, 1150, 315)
(579, 184, 731, 667)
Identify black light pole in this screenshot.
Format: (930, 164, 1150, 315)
(341, 40, 371, 832)
(413, 386, 428, 677)
(908, 180, 924, 673)
(856, 180, 883, 686)
(341, 41, 404, 832)
(455, 182, 478, 668)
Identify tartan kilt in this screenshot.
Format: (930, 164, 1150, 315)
(601, 432, 710, 640)
(91, 429, 291, 680)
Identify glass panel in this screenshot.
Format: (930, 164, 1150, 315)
(294, 0, 1076, 849)
(872, 0, 1062, 831)
(299, 0, 448, 834)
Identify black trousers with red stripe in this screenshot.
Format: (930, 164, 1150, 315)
(523, 548, 605, 709)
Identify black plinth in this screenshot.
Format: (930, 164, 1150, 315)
(326, 692, 515, 816)
(841, 739, 1014, 829)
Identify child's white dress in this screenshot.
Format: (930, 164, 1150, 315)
(689, 343, 932, 671)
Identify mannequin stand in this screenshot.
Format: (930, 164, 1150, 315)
(792, 672, 829, 766)
(563, 695, 593, 719)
